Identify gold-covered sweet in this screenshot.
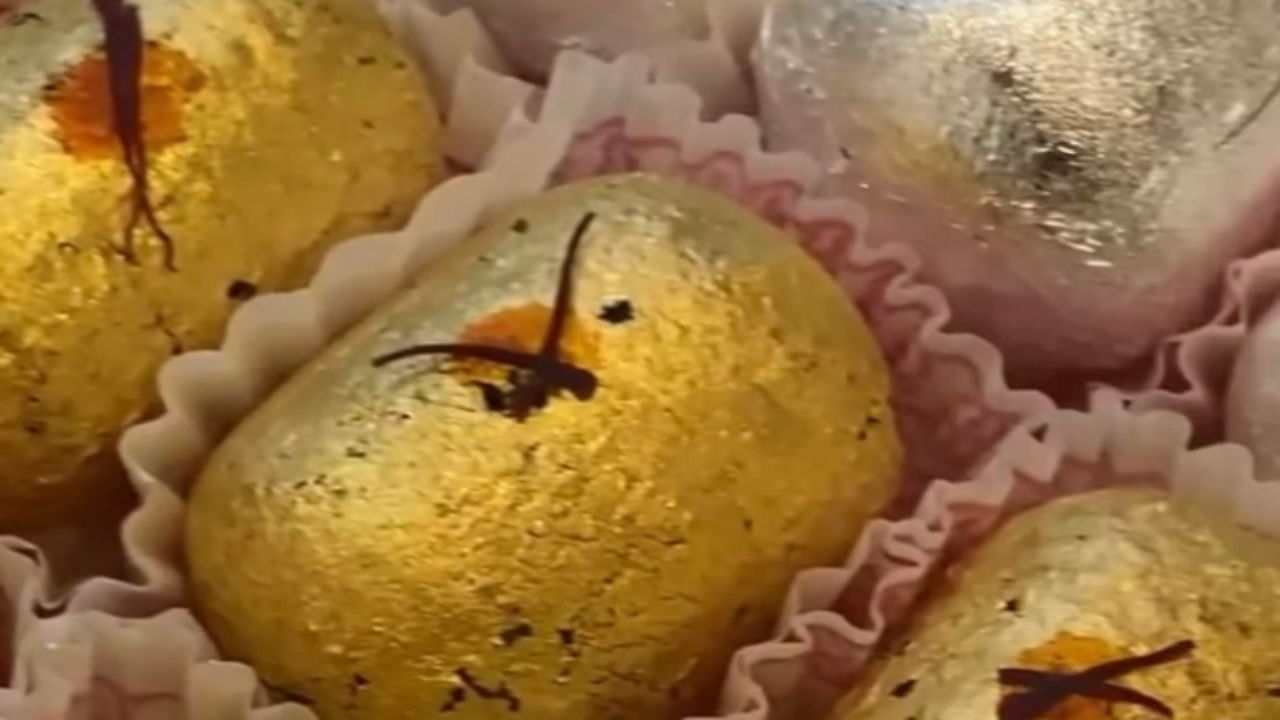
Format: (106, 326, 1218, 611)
(831, 487, 1280, 720)
(186, 174, 902, 720)
(0, 0, 444, 530)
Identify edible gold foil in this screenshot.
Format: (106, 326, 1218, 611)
(0, 0, 443, 530)
(831, 487, 1280, 720)
(186, 175, 902, 720)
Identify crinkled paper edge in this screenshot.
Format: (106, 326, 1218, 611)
(0, 609, 313, 720)
(379, 0, 769, 168)
(1126, 248, 1280, 443)
(709, 389, 1277, 720)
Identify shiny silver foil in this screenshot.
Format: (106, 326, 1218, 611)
(757, 0, 1280, 383)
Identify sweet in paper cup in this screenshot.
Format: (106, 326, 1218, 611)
(711, 390, 1278, 720)
(11, 18, 1044, 718)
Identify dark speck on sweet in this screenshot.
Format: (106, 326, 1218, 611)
(440, 686, 467, 713)
(1266, 686, 1280, 698)
(599, 299, 634, 325)
(455, 668, 521, 712)
(991, 66, 1015, 89)
(890, 679, 917, 699)
(226, 278, 257, 301)
(1002, 598, 1021, 613)
(499, 621, 534, 647)
(511, 218, 530, 233)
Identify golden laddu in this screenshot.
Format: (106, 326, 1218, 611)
(0, 0, 444, 530)
(187, 174, 903, 720)
(832, 487, 1280, 720)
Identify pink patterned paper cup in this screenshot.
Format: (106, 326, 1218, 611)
(376, 0, 768, 167)
(0, 609, 311, 720)
(709, 390, 1278, 720)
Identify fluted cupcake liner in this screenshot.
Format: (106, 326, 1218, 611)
(0, 42, 1047, 718)
(378, 0, 767, 167)
(712, 390, 1278, 720)
(1127, 247, 1280, 444)
(0, 609, 312, 720)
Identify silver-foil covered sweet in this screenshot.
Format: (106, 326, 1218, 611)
(757, 0, 1280, 384)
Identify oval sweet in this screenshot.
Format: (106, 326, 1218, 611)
(831, 487, 1280, 720)
(186, 174, 902, 720)
(439, 0, 709, 78)
(0, 0, 444, 530)
(757, 0, 1280, 384)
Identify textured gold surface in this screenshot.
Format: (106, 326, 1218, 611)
(0, 0, 443, 530)
(187, 175, 902, 720)
(832, 487, 1280, 720)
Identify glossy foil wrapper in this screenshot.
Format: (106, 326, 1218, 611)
(186, 175, 902, 720)
(831, 487, 1280, 720)
(0, 0, 443, 530)
(757, 0, 1280, 385)
(435, 0, 710, 78)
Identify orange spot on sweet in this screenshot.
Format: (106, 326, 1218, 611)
(45, 41, 206, 160)
(1004, 633, 1127, 720)
(448, 303, 598, 382)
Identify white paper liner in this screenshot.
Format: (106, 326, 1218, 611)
(64, 51, 1049, 623)
(1125, 248, 1280, 443)
(709, 389, 1278, 720)
(378, 0, 769, 168)
(0, 609, 313, 720)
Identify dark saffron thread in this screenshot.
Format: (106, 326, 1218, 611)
(90, 0, 177, 270)
(373, 213, 600, 420)
(997, 639, 1195, 719)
